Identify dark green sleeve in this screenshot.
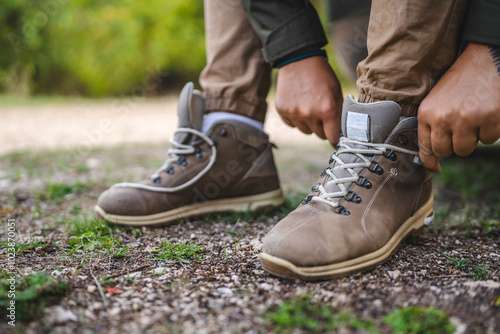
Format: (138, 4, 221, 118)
(240, 0, 328, 65)
(463, 0, 500, 47)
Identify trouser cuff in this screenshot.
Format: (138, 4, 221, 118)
(204, 96, 267, 123)
(358, 94, 419, 117)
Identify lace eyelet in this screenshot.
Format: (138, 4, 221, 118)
(333, 205, 350, 215)
(399, 135, 408, 145)
(311, 182, 322, 192)
(344, 190, 355, 201)
(384, 150, 398, 161)
(166, 165, 175, 174)
(301, 195, 315, 205)
(356, 175, 372, 189)
(177, 155, 188, 166)
(344, 190, 362, 204)
(195, 147, 203, 159)
(368, 162, 384, 175)
(219, 128, 228, 137)
(333, 205, 345, 213)
(320, 167, 331, 177)
(153, 177, 161, 184)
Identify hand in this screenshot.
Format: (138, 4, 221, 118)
(418, 43, 500, 173)
(275, 56, 343, 146)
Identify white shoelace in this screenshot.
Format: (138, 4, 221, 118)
(311, 137, 419, 209)
(111, 127, 217, 193)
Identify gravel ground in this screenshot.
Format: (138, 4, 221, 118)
(0, 118, 499, 333)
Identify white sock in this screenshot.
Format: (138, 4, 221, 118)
(202, 112, 264, 133)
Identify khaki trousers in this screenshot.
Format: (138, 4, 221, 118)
(357, 0, 469, 116)
(199, 0, 271, 122)
(200, 0, 469, 120)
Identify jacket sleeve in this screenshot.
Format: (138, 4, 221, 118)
(463, 0, 500, 47)
(240, 0, 328, 65)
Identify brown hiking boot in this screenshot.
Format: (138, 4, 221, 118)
(260, 95, 433, 280)
(95, 83, 284, 226)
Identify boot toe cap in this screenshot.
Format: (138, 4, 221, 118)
(262, 205, 374, 267)
(97, 187, 153, 216)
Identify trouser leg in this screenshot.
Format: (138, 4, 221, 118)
(357, 0, 470, 116)
(328, 0, 371, 82)
(199, 0, 271, 122)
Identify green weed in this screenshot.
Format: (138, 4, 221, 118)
(42, 181, 89, 204)
(66, 217, 123, 256)
(0, 271, 67, 321)
(439, 249, 491, 280)
(70, 203, 82, 215)
(439, 249, 469, 269)
(266, 295, 378, 333)
(151, 241, 204, 264)
(383, 306, 454, 334)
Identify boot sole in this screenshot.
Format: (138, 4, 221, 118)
(95, 188, 285, 226)
(260, 196, 434, 281)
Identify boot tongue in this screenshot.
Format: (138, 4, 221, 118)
(319, 96, 401, 202)
(174, 82, 205, 144)
(341, 95, 401, 143)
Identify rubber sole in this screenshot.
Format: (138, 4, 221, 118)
(260, 196, 434, 281)
(95, 188, 285, 226)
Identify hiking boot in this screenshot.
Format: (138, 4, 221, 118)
(260, 95, 434, 280)
(95, 82, 284, 226)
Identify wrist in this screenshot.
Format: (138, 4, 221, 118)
(273, 49, 328, 69)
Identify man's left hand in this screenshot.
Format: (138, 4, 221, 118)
(418, 42, 500, 173)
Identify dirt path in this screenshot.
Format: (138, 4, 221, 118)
(0, 96, 324, 155)
(0, 98, 499, 333)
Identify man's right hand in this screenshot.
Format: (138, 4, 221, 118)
(275, 56, 344, 147)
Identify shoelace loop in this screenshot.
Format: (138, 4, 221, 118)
(311, 137, 418, 210)
(111, 127, 216, 193)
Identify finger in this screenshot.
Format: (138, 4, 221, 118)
(478, 124, 500, 145)
(295, 121, 313, 135)
(418, 123, 441, 174)
(279, 112, 295, 128)
(310, 120, 327, 140)
(323, 118, 340, 147)
(430, 129, 453, 159)
(453, 127, 478, 157)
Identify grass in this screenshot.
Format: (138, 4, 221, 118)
(42, 182, 89, 204)
(66, 217, 127, 257)
(266, 297, 457, 334)
(431, 147, 500, 232)
(438, 249, 491, 280)
(266, 295, 378, 333)
(0, 271, 67, 321)
(435, 150, 500, 201)
(383, 306, 455, 334)
(150, 240, 204, 264)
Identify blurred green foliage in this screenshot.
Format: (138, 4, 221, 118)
(0, 0, 205, 96)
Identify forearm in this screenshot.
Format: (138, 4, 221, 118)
(463, 0, 500, 47)
(240, 0, 328, 65)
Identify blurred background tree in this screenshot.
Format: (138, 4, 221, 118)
(0, 0, 352, 98)
(0, 0, 205, 97)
